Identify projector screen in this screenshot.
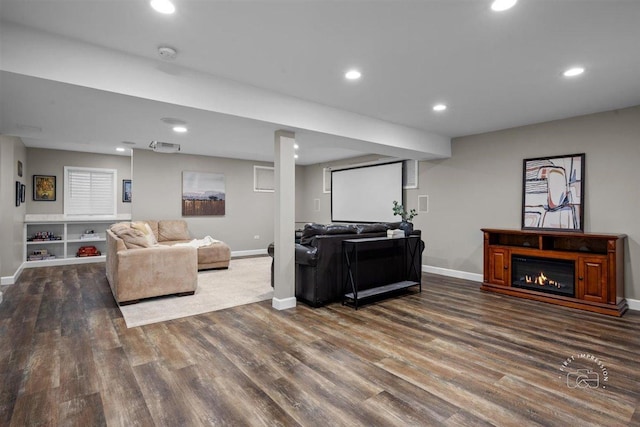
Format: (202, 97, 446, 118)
(331, 161, 403, 223)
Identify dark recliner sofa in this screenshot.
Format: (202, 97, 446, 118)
(269, 222, 424, 307)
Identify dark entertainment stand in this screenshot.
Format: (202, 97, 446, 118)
(481, 228, 627, 316)
(343, 236, 422, 309)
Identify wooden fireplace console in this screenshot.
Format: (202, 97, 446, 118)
(481, 229, 627, 317)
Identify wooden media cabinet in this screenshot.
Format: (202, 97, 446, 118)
(481, 228, 627, 316)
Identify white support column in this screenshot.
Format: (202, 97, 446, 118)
(272, 130, 296, 310)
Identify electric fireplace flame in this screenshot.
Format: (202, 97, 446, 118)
(524, 272, 561, 288)
(512, 256, 575, 297)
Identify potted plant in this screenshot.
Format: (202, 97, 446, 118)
(392, 201, 417, 235)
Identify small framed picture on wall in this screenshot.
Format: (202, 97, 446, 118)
(33, 175, 56, 201)
(15, 181, 21, 207)
(123, 179, 132, 202)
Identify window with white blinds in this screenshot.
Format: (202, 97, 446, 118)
(254, 166, 275, 192)
(64, 167, 117, 216)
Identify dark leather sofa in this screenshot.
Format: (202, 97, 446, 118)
(269, 222, 424, 307)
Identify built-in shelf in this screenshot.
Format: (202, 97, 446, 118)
(23, 217, 128, 267)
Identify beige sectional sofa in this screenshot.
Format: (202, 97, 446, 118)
(106, 219, 230, 305)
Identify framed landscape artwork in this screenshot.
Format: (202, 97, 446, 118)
(182, 171, 226, 216)
(522, 153, 585, 231)
(33, 175, 56, 201)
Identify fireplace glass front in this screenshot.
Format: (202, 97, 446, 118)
(511, 256, 575, 297)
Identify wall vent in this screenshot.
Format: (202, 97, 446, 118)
(418, 195, 429, 213)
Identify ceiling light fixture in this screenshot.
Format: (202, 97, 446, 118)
(150, 0, 175, 14)
(563, 67, 585, 77)
(116, 147, 126, 152)
(294, 143, 299, 149)
(294, 154, 299, 159)
(149, 141, 181, 153)
(491, 0, 517, 12)
(173, 126, 188, 133)
(433, 104, 447, 112)
(345, 70, 362, 80)
(158, 46, 178, 61)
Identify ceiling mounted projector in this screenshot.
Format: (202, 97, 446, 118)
(149, 141, 180, 153)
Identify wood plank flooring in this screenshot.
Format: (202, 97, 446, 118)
(1, 262, 640, 426)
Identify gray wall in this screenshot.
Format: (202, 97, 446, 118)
(413, 106, 640, 299)
(26, 148, 132, 215)
(131, 149, 274, 252)
(0, 135, 26, 277)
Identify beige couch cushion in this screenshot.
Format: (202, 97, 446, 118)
(110, 222, 153, 249)
(158, 220, 191, 241)
(131, 221, 158, 246)
(143, 220, 159, 241)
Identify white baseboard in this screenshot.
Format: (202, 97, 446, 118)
(627, 298, 640, 311)
(1, 263, 25, 286)
(272, 296, 296, 310)
(232, 249, 267, 258)
(423, 264, 639, 312)
(422, 265, 483, 282)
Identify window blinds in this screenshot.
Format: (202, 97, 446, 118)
(65, 167, 116, 216)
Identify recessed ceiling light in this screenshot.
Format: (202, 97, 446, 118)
(491, 0, 517, 12)
(116, 147, 126, 152)
(433, 104, 447, 112)
(150, 0, 175, 14)
(345, 70, 362, 80)
(294, 154, 299, 159)
(294, 143, 299, 149)
(563, 67, 585, 77)
(173, 126, 188, 133)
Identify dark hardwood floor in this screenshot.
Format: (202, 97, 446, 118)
(1, 263, 639, 426)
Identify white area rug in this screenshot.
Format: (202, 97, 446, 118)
(120, 256, 273, 328)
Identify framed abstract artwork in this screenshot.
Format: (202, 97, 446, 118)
(33, 175, 56, 201)
(522, 153, 585, 231)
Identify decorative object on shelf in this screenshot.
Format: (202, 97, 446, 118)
(20, 184, 25, 203)
(33, 175, 56, 201)
(15, 181, 21, 207)
(392, 200, 417, 236)
(17, 160, 23, 177)
(28, 249, 56, 261)
(80, 229, 97, 240)
(522, 153, 585, 231)
(27, 231, 62, 241)
(392, 200, 417, 221)
(77, 245, 101, 257)
(122, 179, 132, 202)
(182, 171, 226, 216)
(387, 229, 404, 238)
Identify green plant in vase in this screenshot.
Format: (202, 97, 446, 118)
(392, 200, 417, 236)
(392, 200, 417, 222)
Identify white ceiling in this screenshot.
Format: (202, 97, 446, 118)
(2, 0, 640, 164)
